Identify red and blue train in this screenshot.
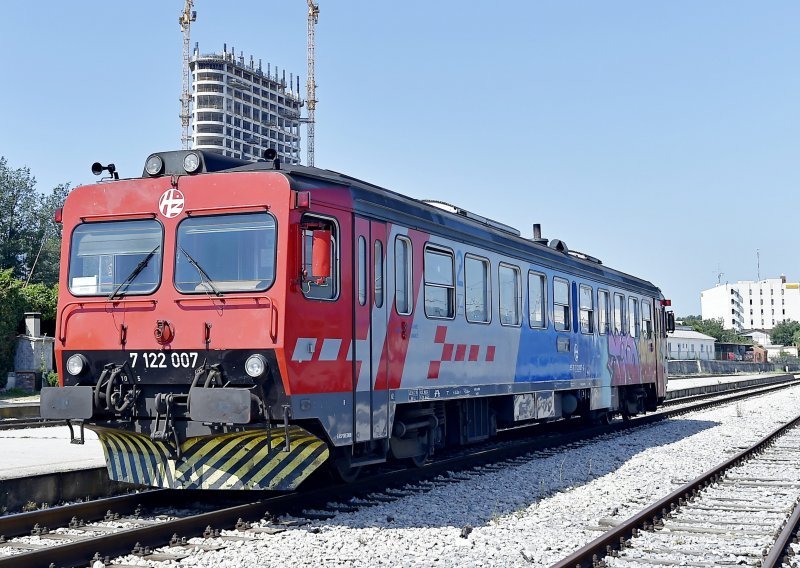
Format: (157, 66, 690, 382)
(41, 150, 674, 490)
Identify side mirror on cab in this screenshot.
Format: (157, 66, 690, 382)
(666, 311, 675, 333)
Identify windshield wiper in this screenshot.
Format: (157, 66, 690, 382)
(180, 247, 223, 297)
(108, 245, 160, 300)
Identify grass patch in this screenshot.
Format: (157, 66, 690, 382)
(0, 388, 34, 400)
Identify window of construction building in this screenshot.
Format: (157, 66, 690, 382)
(528, 272, 547, 328)
(628, 297, 640, 337)
(424, 246, 455, 319)
(598, 290, 610, 335)
(554, 277, 571, 332)
(395, 236, 412, 315)
(499, 264, 521, 326)
(613, 293, 625, 334)
(465, 255, 491, 323)
(579, 284, 594, 334)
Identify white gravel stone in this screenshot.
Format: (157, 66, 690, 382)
(107, 385, 800, 567)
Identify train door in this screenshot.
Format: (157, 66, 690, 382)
(353, 217, 389, 443)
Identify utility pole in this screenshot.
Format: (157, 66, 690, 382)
(306, 0, 319, 166)
(179, 1, 197, 150)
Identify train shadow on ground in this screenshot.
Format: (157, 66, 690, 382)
(321, 417, 720, 530)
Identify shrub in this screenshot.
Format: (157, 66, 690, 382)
(0, 270, 24, 388)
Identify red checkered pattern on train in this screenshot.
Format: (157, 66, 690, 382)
(427, 325, 496, 379)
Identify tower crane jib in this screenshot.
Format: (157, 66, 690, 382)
(179, 1, 197, 150)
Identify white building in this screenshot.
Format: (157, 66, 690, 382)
(700, 276, 800, 331)
(766, 345, 799, 360)
(667, 328, 716, 360)
(741, 329, 770, 347)
(190, 44, 303, 164)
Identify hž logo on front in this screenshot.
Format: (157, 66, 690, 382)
(159, 188, 185, 218)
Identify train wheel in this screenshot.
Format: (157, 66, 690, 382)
(331, 448, 361, 483)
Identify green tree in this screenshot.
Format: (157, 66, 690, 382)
(0, 157, 70, 286)
(0, 269, 24, 387)
(679, 316, 750, 344)
(770, 320, 800, 346)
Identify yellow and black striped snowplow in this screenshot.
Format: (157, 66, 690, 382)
(91, 426, 329, 490)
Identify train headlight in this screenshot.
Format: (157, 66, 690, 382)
(245, 354, 267, 378)
(66, 354, 88, 376)
(145, 154, 164, 176)
(183, 152, 201, 174)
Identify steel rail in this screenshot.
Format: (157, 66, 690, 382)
(550, 412, 800, 568)
(3, 379, 800, 568)
(762, 493, 800, 567)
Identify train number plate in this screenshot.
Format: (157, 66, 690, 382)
(128, 352, 199, 370)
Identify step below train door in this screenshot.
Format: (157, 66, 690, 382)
(353, 217, 389, 444)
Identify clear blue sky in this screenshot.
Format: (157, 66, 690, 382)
(2, 1, 798, 315)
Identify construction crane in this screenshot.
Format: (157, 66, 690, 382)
(305, 0, 319, 166)
(179, 1, 197, 150)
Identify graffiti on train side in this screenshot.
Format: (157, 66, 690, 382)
(607, 334, 640, 385)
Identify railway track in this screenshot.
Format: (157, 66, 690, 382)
(552, 412, 800, 568)
(3, 380, 800, 568)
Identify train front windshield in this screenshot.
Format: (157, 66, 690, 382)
(68, 220, 163, 296)
(175, 212, 277, 293)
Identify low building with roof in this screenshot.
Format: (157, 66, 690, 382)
(667, 328, 716, 360)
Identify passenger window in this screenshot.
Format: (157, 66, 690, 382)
(301, 215, 338, 300)
(357, 236, 366, 306)
(499, 264, 521, 326)
(465, 255, 490, 323)
(629, 297, 640, 337)
(528, 272, 546, 328)
(424, 246, 455, 319)
(394, 236, 412, 315)
(579, 284, 594, 334)
(613, 293, 625, 334)
(642, 299, 653, 339)
(374, 240, 384, 308)
(553, 277, 571, 331)
(598, 289, 610, 335)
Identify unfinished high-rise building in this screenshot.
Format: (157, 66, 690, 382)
(190, 44, 303, 164)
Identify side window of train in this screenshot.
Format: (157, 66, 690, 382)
(613, 292, 625, 335)
(374, 240, 384, 308)
(357, 236, 367, 306)
(579, 284, 594, 334)
(553, 277, 571, 332)
(395, 236, 413, 315)
(300, 214, 338, 301)
(629, 297, 640, 337)
(598, 289, 610, 335)
(642, 299, 653, 339)
(528, 271, 547, 328)
(424, 245, 455, 319)
(499, 263, 521, 326)
(465, 255, 491, 324)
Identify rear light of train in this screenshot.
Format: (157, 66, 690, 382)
(66, 354, 88, 376)
(660, 299, 672, 306)
(245, 354, 267, 378)
(53, 208, 62, 223)
(295, 191, 311, 209)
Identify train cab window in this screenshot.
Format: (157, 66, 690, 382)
(395, 236, 412, 315)
(528, 272, 547, 328)
(579, 284, 594, 334)
(424, 246, 455, 319)
(628, 297, 640, 337)
(642, 299, 653, 339)
(298, 215, 339, 300)
(613, 293, 625, 335)
(357, 236, 367, 306)
(175, 213, 277, 294)
(69, 219, 163, 297)
(499, 264, 521, 326)
(374, 240, 384, 308)
(553, 277, 571, 331)
(465, 255, 490, 323)
(598, 289, 610, 335)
